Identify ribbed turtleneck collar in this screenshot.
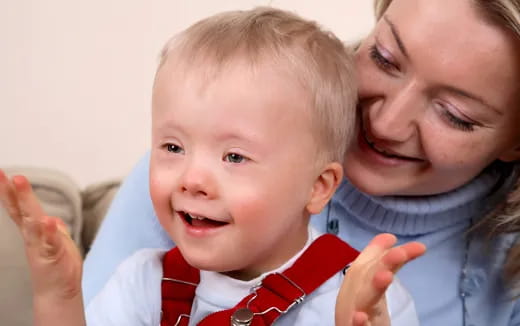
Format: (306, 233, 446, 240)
(334, 164, 517, 236)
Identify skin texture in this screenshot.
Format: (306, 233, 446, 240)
(150, 58, 343, 280)
(345, 0, 520, 196)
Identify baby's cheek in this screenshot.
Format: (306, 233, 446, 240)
(149, 179, 173, 218)
(230, 192, 271, 220)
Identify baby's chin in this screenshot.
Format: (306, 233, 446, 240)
(182, 251, 259, 281)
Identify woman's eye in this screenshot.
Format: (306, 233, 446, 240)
(435, 103, 476, 132)
(442, 110, 476, 132)
(165, 144, 184, 154)
(369, 44, 398, 72)
(224, 153, 246, 164)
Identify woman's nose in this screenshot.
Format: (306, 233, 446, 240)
(179, 162, 216, 199)
(367, 84, 421, 143)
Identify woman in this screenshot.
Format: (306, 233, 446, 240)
(83, 0, 520, 325)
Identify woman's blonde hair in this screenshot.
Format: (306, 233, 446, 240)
(374, 0, 520, 36)
(374, 0, 520, 287)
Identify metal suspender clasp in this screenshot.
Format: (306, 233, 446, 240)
(231, 308, 255, 326)
(230, 272, 306, 325)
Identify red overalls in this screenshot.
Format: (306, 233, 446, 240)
(160, 234, 359, 326)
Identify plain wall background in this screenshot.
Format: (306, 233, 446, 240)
(1, 1, 375, 187)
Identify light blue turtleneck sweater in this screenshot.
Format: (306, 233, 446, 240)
(83, 154, 520, 326)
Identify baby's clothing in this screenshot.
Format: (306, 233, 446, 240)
(86, 227, 419, 325)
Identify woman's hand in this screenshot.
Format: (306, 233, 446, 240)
(0, 170, 85, 325)
(335, 233, 426, 326)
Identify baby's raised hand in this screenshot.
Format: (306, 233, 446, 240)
(335, 234, 426, 326)
(0, 170, 85, 325)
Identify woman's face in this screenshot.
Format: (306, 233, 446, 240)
(345, 0, 520, 196)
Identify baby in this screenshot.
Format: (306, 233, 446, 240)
(0, 7, 423, 326)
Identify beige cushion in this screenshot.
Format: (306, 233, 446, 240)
(0, 167, 82, 326)
(81, 180, 120, 254)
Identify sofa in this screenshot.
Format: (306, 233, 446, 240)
(0, 167, 121, 326)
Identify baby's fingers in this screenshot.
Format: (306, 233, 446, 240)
(41, 217, 65, 258)
(22, 215, 62, 255)
(12, 175, 46, 222)
(0, 170, 23, 225)
(381, 242, 426, 273)
(21, 212, 45, 247)
(370, 242, 426, 298)
(353, 233, 397, 266)
(353, 312, 369, 326)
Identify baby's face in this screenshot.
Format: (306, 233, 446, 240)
(149, 58, 321, 280)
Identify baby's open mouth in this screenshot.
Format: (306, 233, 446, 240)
(179, 211, 229, 228)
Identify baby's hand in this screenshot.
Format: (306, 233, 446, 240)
(0, 170, 83, 302)
(335, 234, 426, 326)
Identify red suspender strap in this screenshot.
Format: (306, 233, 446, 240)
(199, 234, 359, 325)
(161, 234, 359, 326)
(161, 248, 200, 326)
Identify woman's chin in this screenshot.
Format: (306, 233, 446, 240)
(344, 165, 422, 196)
(343, 166, 395, 196)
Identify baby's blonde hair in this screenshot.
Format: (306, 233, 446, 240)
(375, 0, 520, 289)
(156, 7, 357, 164)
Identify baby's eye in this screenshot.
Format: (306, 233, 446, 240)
(224, 153, 246, 164)
(166, 144, 184, 154)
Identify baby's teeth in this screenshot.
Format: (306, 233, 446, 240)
(191, 214, 205, 220)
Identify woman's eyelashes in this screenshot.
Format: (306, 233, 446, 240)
(434, 103, 477, 132)
(369, 44, 399, 72)
(441, 110, 476, 132)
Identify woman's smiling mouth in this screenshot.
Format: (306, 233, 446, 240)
(358, 118, 426, 164)
(362, 131, 423, 162)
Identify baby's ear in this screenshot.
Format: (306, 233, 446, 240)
(306, 162, 343, 215)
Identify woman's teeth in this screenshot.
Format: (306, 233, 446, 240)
(365, 136, 400, 158)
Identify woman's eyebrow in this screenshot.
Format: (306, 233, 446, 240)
(383, 15, 409, 59)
